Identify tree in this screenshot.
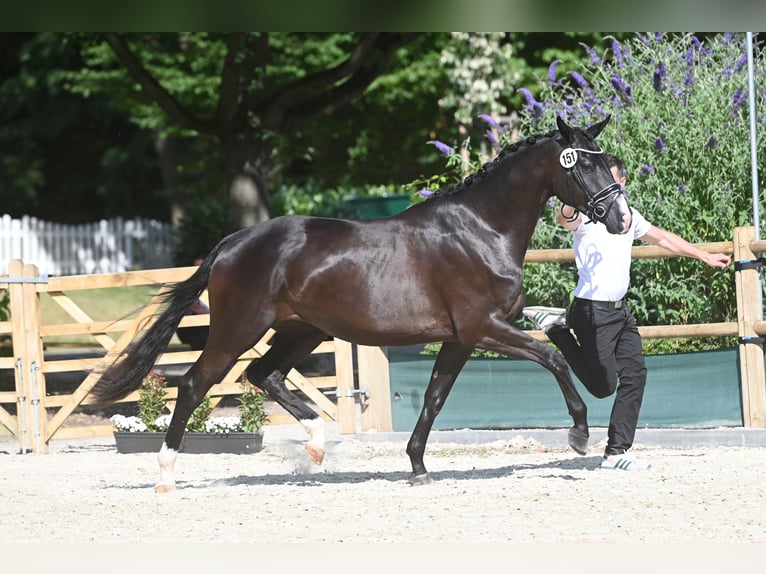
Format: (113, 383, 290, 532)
(74, 33, 420, 233)
(2, 32, 621, 233)
(0, 33, 165, 223)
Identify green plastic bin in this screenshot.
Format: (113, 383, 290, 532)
(342, 194, 411, 219)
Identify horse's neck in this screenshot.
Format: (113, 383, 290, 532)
(478, 160, 552, 242)
(507, 191, 549, 257)
(430, 138, 556, 257)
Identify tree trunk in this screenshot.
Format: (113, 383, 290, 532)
(153, 134, 192, 227)
(222, 133, 271, 232)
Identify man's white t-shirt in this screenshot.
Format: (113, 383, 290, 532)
(571, 208, 652, 301)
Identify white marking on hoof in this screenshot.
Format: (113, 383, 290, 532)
(301, 417, 325, 465)
(156, 443, 178, 493)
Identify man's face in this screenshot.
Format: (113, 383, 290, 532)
(610, 166, 627, 189)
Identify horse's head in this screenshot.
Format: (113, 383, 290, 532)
(553, 115, 632, 235)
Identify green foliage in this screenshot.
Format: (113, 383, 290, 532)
(414, 33, 758, 354)
(277, 34, 450, 192)
(438, 33, 518, 126)
(173, 196, 228, 265)
(0, 290, 9, 322)
(422, 342, 511, 359)
(187, 395, 213, 433)
(136, 372, 213, 433)
(269, 182, 357, 218)
(133, 372, 267, 433)
(238, 382, 268, 432)
(0, 33, 165, 223)
(270, 182, 417, 218)
(65, 33, 227, 136)
(137, 372, 168, 431)
(407, 33, 624, 189)
(513, 32, 763, 347)
(65, 34, 232, 216)
(63, 32, 448, 226)
(2, 33, 619, 229)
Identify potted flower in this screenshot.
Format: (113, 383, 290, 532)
(111, 372, 267, 454)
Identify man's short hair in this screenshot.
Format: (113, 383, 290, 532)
(605, 154, 626, 178)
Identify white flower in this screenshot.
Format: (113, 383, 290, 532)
(111, 414, 249, 434)
(205, 416, 244, 433)
(110, 415, 147, 433)
(154, 414, 172, 431)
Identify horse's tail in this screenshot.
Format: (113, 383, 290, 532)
(89, 238, 231, 407)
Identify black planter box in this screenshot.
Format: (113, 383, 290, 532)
(114, 431, 264, 454)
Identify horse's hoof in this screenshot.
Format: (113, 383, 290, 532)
(305, 443, 325, 465)
(568, 426, 589, 455)
(407, 473, 433, 486)
(154, 482, 176, 493)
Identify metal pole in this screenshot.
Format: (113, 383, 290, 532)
(15, 358, 28, 454)
(746, 33, 763, 321)
(746, 32, 760, 240)
(30, 361, 42, 454)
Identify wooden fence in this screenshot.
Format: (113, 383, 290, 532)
(0, 214, 176, 276)
(1, 225, 765, 454)
(0, 262, 391, 453)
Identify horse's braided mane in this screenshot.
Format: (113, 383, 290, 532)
(427, 129, 559, 199)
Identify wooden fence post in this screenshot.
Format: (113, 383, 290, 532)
(22, 262, 47, 453)
(333, 339, 356, 434)
(7, 260, 49, 453)
(734, 226, 766, 427)
(356, 345, 393, 432)
(8, 260, 28, 452)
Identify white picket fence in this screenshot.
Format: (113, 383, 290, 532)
(0, 214, 177, 276)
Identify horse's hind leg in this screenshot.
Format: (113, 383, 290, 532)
(245, 326, 330, 464)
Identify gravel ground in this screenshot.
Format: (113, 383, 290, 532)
(3, 423, 766, 549)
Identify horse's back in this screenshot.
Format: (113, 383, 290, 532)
(204, 213, 457, 343)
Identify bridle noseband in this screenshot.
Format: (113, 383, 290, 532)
(559, 146, 623, 225)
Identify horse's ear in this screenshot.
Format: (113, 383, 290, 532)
(556, 116, 572, 142)
(585, 114, 611, 139)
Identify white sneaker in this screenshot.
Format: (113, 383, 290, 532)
(522, 306, 567, 332)
(599, 452, 652, 471)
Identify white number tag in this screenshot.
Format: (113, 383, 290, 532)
(559, 148, 578, 168)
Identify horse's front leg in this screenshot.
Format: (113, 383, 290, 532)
(477, 315, 589, 455)
(406, 341, 473, 486)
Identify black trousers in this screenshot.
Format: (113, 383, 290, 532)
(546, 297, 647, 455)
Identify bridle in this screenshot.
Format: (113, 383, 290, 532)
(558, 146, 623, 225)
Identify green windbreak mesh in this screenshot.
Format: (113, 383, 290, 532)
(388, 348, 742, 431)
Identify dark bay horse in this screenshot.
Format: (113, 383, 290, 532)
(91, 115, 632, 492)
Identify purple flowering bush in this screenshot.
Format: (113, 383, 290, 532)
(517, 33, 765, 351)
